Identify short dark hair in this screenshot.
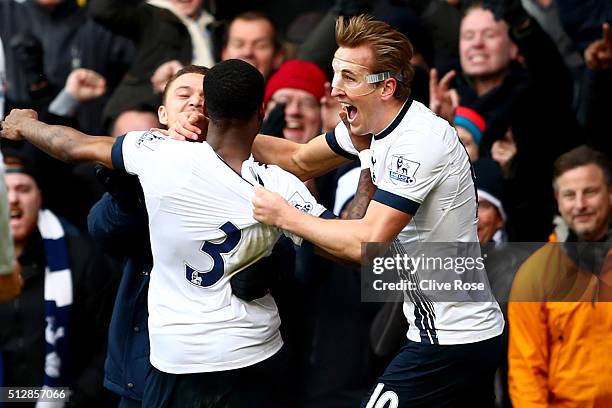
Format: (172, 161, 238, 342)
(553, 145, 612, 190)
(204, 59, 264, 122)
(223, 11, 281, 51)
(162, 65, 209, 104)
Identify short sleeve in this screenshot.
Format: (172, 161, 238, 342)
(113, 130, 167, 176)
(373, 129, 448, 216)
(325, 122, 359, 160)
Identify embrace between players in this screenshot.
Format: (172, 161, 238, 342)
(1, 14, 504, 408)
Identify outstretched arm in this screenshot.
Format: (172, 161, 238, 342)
(252, 133, 349, 181)
(0, 109, 115, 168)
(252, 113, 369, 181)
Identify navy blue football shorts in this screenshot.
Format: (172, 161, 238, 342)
(362, 334, 503, 408)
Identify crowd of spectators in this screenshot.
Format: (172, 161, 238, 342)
(1, 0, 611, 406)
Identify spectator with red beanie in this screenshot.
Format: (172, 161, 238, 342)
(263, 60, 327, 144)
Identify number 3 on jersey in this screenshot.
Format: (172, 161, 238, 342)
(185, 221, 241, 287)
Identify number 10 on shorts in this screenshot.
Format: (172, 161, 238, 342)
(365, 383, 399, 408)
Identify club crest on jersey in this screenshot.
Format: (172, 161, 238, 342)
(187, 269, 204, 287)
(135, 130, 164, 150)
(388, 155, 419, 185)
(288, 192, 313, 213)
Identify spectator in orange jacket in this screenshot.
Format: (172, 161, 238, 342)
(508, 145, 612, 407)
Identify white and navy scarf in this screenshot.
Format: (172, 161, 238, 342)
(39, 209, 73, 394)
(0, 210, 72, 407)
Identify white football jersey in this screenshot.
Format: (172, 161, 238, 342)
(327, 99, 504, 345)
(112, 131, 326, 374)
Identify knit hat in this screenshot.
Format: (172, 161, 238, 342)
(264, 60, 327, 105)
(454, 106, 486, 146)
(473, 158, 506, 221)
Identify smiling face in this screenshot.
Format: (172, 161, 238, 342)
(158, 72, 204, 128)
(6, 172, 41, 247)
(459, 7, 517, 80)
(555, 164, 612, 241)
(221, 17, 281, 79)
(266, 88, 322, 144)
(170, 0, 203, 18)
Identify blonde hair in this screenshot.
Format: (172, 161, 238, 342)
(335, 14, 414, 100)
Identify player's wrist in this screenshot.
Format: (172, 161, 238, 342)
(358, 149, 372, 170)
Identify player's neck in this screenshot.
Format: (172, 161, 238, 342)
(374, 98, 406, 135)
(207, 128, 254, 174)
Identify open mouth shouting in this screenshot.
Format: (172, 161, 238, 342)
(341, 102, 358, 124)
(10, 207, 23, 222)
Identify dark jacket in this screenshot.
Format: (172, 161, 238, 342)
(0, 218, 119, 407)
(579, 68, 612, 157)
(89, 0, 193, 126)
(87, 185, 151, 401)
(0, 0, 86, 110)
(456, 20, 582, 241)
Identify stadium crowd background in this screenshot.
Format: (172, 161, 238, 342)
(1, 0, 611, 407)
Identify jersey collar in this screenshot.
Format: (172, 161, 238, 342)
(374, 98, 412, 140)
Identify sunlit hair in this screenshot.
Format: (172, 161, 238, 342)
(335, 14, 414, 100)
(162, 65, 209, 105)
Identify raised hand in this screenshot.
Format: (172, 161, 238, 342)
(491, 127, 517, 175)
(0, 109, 38, 141)
(584, 23, 612, 71)
(151, 60, 184, 94)
(65, 68, 107, 102)
(429, 68, 459, 122)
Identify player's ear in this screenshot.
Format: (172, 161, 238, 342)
(158, 105, 168, 126)
(380, 78, 397, 100)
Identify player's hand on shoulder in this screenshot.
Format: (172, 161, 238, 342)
(252, 185, 291, 228)
(166, 111, 207, 142)
(340, 110, 372, 151)
(0, 109, 38, 141)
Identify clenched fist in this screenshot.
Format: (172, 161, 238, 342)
(65, 68, 107, 102)
(0, 109, 38, 141)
